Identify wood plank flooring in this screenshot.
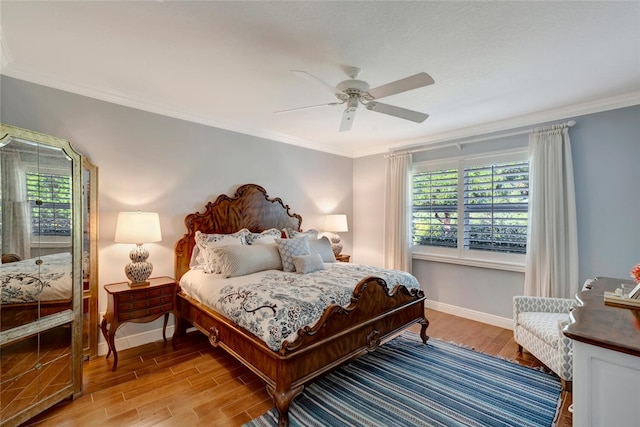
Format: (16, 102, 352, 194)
(23, 309, 572, 427)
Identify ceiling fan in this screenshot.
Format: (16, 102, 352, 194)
(275, 66, 434, 132)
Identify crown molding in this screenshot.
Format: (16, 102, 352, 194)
(2, 64, 637, 160)
(0, 64, 355, 158)
(357, 91, 640, 158)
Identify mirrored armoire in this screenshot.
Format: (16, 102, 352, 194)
(0, 123, 98, 427)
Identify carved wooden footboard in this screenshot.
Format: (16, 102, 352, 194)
(176, 276, 427, 426)
(174, 184, 429, 426)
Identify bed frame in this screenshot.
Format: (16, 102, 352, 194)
(1, 301, 71, 332)
(174, 184, 429, 426)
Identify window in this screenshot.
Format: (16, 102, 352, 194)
(26, 172, 72, 236)
(412, 151, 529, 267)
(412, 167, 458, 248)
(463, 161, 528, 254)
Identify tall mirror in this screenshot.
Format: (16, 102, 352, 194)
(0, 123, 83, 426)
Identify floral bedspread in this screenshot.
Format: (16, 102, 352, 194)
(216, 263, 421, 351)
(1, 252, 72, 304)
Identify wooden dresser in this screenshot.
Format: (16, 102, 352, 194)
(563, 276, 640, 427)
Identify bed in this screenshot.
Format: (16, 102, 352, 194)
(1, 252, 73, 331)
(174, 184, 429, 426)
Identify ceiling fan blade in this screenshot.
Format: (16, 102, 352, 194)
(366, 101, 429, 123)
(339, 107, 357, 132)
(366, 72, 435, 100)
(291, 70, 343, 96)
(274, 102, 339, 114)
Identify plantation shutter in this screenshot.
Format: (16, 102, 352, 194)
(26, 172, 72, 236)
(463, 161, 529, 254)
(412, 167, 458, 248)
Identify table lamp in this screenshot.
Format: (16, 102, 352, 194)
(325, 214, 348, 256)
(114, 211, 162, 286)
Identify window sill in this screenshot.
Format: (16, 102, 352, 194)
(412, 252, 525, 273)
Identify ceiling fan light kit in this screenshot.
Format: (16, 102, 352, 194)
(278, 66, 434, 132)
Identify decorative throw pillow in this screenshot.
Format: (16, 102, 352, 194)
(275, 236, 311, 272)
(283, 228, 319, 240)
(213, 244, 283, 278)
(195, 230, 247, 273)
(308, 236, 336, 263)
(292, 252, 325, 274)
(246, 228, 282, 245)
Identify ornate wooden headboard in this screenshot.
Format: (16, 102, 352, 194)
(174, 184, 302, 281)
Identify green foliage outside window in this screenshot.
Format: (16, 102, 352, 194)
(412, 160, 529, 254)
(26, 172, 72, 236)
(412, 168, 458, 248)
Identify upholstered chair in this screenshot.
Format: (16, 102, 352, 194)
(512, 296, 576, 391)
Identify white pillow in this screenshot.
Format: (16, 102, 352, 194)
(213, 244, 283, 278)
(195, 230, 247, 273)
(292, 253, 325, 274)
(283, 228, 319, 240)
(308, 236, 336, 263)
(246, 228, 281, 245)
(189, 247, 205, 270)
(275, 236, 311, 272)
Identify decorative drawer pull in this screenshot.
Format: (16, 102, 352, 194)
(366, 329, 381, 351)
(208, 326, 220, 346)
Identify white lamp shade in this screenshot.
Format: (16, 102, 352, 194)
(115, 212, 162, 244)
(325, 214, 348, 233)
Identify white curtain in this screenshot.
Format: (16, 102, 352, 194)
(524, 125, 578, 298)
(1, 149, 31, 260)
(383, 151, 412, 272)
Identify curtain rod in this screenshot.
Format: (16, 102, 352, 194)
(393, 120, 576, 154)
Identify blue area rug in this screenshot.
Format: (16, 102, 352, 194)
(244, 332, 561, 427)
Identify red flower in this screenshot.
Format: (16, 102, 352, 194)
(631, 263, 640, 283)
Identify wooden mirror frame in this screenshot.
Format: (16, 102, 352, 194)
(82, 157, 98, 359)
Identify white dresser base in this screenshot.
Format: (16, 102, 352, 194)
(573, 340, 640, 427)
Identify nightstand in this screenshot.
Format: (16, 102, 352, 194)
(336, 254, 351, 262)
(100, 276, 179, 371)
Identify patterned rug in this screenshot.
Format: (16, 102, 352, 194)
(244, 332, 561, 427)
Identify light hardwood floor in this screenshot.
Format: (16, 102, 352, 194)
(24, 309, 572, 427)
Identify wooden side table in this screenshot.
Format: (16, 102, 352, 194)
(336, 254, 351, 262)
(100, 276, 179, 371)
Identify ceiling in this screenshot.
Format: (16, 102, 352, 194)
(1, 1, 639, 158)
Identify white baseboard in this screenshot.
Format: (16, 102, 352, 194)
(425, 300, 513, 330)
(97, 325, 176, 356)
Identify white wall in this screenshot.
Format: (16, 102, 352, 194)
(1, 75, 354, 351)
(352, 153, 385, 267)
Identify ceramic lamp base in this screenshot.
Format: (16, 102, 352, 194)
(125, 244, 153, 286)
(330, 235, 343, 256)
